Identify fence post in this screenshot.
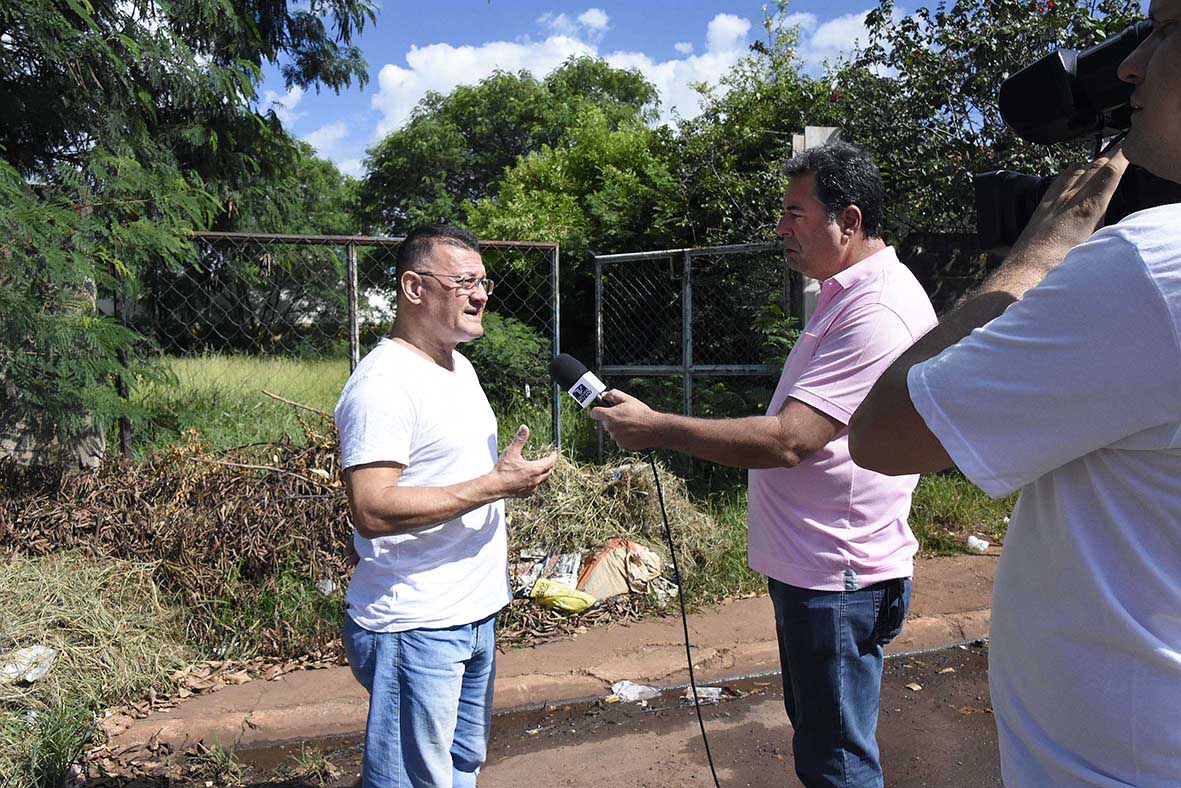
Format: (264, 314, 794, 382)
(682, 250, 693, 417)
(347, 241, 360, 372)
(550, 245, 562, 448)
(595, 255, 604, 461)
(788, 269, 805, 326)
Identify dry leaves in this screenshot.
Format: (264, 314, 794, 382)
(0, 422, 354, 659)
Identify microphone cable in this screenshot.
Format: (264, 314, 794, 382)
(646, 451, 723, 788)
(546, 353, 721, 785)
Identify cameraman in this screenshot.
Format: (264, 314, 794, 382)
(849, 4, 1181, 786)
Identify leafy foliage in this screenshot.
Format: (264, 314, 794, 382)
(666, 10, 824, 247)
(358, 57, 659, 235)
(0, 155, 214, 437)
(467, 106, 677, 261)
(824, 0, 1143, 236)
(464, 313, 549, 410)
(1, 0, 370, 451)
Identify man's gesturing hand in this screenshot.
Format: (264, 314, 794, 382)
(489, 425, 557, 498)
(588, 390, 661, 451)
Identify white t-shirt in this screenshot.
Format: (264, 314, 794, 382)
(908, 204, 1181, 787)
(334, 338, 511, 633)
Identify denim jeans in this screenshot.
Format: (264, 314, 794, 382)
(768, 576, 911, 788)
(343, 612, 498, 788)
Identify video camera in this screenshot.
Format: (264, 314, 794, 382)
(974, 21, 1181, 249)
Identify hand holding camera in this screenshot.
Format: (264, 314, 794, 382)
(975, 20, 1181, 250)
(1005, 143, 1130, 277)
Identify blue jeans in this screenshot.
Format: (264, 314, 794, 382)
(768, 576, 911, 788)
(343, 612, 498, 788)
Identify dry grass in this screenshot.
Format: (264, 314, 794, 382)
(0, 422, 353, 659)
(507, 455, 726, 586)
(0, 553, 191, 787)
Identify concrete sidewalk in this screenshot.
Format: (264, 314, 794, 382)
(105, 552, 997, 753)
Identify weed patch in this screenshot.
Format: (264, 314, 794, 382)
(0, 553, 191, 788)
(187, 743, 245, 786)
(1, 426, 352, 660)
(910, 470, 1015, 554)
(506, 456, 758, 606)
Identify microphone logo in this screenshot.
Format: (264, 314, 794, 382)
(567, 372, 606, 408)
(570, 382, 595, 405)
(550, 353, 609, 409)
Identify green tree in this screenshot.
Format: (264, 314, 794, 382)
(822, 0, 1143, 237)
(145, 139, 361, 359)
(212, 138, 359, 235)
(464, 105, 676, 362)
(667, 13, 825, 247)
(358, 56, 659, 234)
(466, 106, 676, 260)
(0, 0, 374, 458)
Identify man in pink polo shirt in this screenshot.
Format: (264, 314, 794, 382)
(591, 141, 936, 788)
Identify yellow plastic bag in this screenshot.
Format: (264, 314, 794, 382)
(529, 577, 596, 613)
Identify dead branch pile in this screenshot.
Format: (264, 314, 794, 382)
(0, 415, 727, 660)
(0, 419, 352, 659)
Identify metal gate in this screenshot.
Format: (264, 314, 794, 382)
(593, 241, 804, 452)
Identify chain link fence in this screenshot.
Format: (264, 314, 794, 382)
(120, 233, 559, 454)
(594, 242, 804, 460)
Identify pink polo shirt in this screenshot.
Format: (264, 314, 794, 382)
(748, 246, 936, 591)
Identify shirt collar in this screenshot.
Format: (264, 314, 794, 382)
(822, 245, 897, 294)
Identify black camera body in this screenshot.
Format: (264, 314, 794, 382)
(975, 21, 1181, 249)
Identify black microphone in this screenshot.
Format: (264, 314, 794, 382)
(548, 353, 612, 409)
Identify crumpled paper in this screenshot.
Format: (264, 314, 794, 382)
(0, 645, 59, 684)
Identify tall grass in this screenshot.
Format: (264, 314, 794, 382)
(131, 355, 351, 456)
(131, 354, 594, 458)
(133, 355, 1013, 558)
(910, 470, 1015, 553)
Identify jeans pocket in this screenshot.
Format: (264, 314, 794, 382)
(876, 578, 911, 646)
(342, 614, 377, 692)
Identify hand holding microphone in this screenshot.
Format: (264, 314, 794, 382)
(590, 389, 666, 451)
(549, 353, 662, 452)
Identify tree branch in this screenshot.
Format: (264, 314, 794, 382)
(261, 389, 332, 417)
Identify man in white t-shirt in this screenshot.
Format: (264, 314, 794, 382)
(849, 9, 1181, 786)
(334, 224, 557, 788)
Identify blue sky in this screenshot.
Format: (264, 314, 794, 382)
(258, 0, 1149, 178)
(258, 1, 896, 177)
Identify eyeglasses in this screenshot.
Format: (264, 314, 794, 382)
(413, 271, 495, 295)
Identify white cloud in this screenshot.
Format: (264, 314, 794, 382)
(538, 12, 579, 36)
(706, 13, 750, 54)
(674, 41, 694, 55)
(781, 12, 820, 32)
(339, 158, 364, 178)
(372, 36, 596, 135)
(782, 7, 898, 74)
(797, 10, 875, 68)
(604, 13, 751, 122)
(262, 85, 305, 127)
(578, 8, 609, 32)
(370, 11, 754, 135)
(297, 120, 366, 176)
(538, 8, 609, 42)
(303, 120, 349, 156)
